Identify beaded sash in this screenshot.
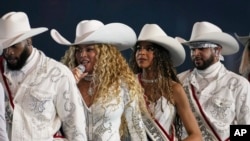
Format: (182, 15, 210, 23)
(142, 111, 176, 141)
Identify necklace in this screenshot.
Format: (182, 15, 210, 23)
(141, 74, 162, 84)
(87, 86, 94, 96)
(87, 81, 95, 96)
(141, 78, 159, 83)
(84, 74, 93, 81)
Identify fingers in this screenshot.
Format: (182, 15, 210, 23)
(79, 72, 88, 80)
(72, 67, 88, 83)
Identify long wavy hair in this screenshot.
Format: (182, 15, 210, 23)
(129, 42, 183, 139)
(61, 44, 149, 138)
(239, 41, 250, 78)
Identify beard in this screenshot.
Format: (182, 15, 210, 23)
(192, 55, 215, 70)
(5, 46, 30, 70)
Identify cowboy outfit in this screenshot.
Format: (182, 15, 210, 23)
(0, 11, 87, 141)
(50, 20, 148, 141)
(177, 21, 250, 141)
(134, 24, 186, 141)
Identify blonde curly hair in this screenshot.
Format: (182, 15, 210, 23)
(60, 44, 149, 138)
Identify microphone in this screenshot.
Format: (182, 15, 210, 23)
(77, 64, 85, 73)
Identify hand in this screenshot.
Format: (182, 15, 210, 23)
(72, 67, 88, 83)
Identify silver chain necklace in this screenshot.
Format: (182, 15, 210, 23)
(84, 74, 93, 81)
(141, 74, 162, 84)
(141, 78, 159, 83)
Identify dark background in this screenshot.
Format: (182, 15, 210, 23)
(1, 0, 249, 74)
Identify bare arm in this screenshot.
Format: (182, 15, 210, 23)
(173, 83, 202, 141)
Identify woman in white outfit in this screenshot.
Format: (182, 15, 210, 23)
(129, 24, 202, 141)
(50, 20, 149, 141)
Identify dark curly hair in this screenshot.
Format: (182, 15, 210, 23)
(129, 42, 183, 139)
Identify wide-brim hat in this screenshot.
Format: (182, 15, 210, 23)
(234, 33, 250, 46)
(137, 24, 186, 67)
(182, 21, 239, 55)
(50, 20, 136, 51)
(0, 11, 48, 50)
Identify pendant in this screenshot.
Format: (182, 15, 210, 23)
(88, 87, 94, 96)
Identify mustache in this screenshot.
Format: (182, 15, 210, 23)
(192, 56, 202, 60)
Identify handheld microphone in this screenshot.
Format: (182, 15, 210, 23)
(77, 64, 85, 73)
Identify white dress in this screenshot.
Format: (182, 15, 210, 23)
(83, 83, 147, 141)
(148, 96, 176, 137)
(136, 74, 177, 141)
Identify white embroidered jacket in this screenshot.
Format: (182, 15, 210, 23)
(0, 83, 8, 141)
(0, 49, 87, 141)
(178, 63, 250, 141)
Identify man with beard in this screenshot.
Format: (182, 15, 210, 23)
(0, 11, 87, 141)
(177, 21, 250, 141)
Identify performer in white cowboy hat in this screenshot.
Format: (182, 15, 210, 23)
(51, 19, 149, 141)
(129, 23, 202, 141)
(177, 21, 250, 141)
(0, 11, 87, 141)
(235, 33, 250, 81)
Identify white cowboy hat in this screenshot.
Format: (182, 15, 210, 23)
(0, 11, 48, 50)
(137, 24, 186, 67)
(234, 33, 250, 46)
(182, 21, 239, 55)
(50, 20, 136, 51)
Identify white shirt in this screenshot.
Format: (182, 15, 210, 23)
(0, 83, 9, 141)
